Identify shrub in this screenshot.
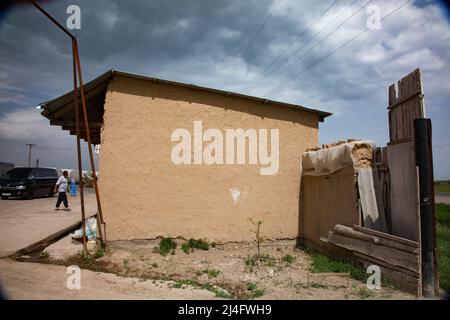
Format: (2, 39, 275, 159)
(154, 237, 177, 256)
(181, 238, 209, 253)
(281, 254, 296, 264)
(94, 248, 105, 259)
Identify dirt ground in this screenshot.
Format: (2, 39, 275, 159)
(7, 237, 417, 300)
(0, 258, 216, 300)
(0, 190, 96, 258)
(0, 193, 420, 300)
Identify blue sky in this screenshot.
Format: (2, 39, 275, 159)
(0, 0, 449, 178)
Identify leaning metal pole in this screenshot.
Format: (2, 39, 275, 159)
(31, 1, 106, 248)
(73, 41, 106, 246)
(72, 39, 88, 255)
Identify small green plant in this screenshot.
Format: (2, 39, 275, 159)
(181, 238, 209, 253)
(78, 251, 93, 265)
(244, 254, 276, 271)
(310, 282, 328, 289)
(94, 248, 105, 259)
(154, 237, 177, 256)
(246, 282, 264, 299)
(309, 253, 367, 282)
(181, 243, 190, 254)
(201, 268, 221, 278)
(39, 251, 49, 259)
(249, 218, 264, 258)
(357, 288, 375, 299)
(281, 254, 296, 264)
(171, 279, 233, 299)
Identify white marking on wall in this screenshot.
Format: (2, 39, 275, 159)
(229, 188, 240, 204)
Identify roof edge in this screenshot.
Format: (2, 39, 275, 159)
(109, 69, 332, 121)
(40, 69, 332, 122)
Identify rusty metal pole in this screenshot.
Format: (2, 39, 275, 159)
(73, 41, 106, 247)
(31, 0, 104, 249)
(72, 39, 88, 255)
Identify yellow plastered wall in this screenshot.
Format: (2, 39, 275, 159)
(98, 75, 319, 242)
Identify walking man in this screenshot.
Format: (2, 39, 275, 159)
(54, 170, 71, 211)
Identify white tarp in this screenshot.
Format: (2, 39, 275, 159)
(302, 140, 374, 176)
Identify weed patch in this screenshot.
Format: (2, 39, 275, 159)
(281, 254, 296, 264)
(94, 248, 105, 259)
(153, 237, 177, 256)
(181, 239, 209, 253)
(171, 279, 233, 299)
(199, 268, 221, 278)
(309, 253, 367, 282)
(357, 288, 375, 299)
(246, 282, 264, 299)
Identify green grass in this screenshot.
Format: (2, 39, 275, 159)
(171, 279, 233, 299)
(436, 203, 450, 293)
(310, 282, 328, 289)
(39, 251, 49, 259)
(94, 248, 105, 259)
(199, 268, 221, 278)
(244, 254, 277, 271)
(246, 282, 265, 299)
(153, 237, 177, 256)
(281, 254, 296, 264)
(309, 253, 368, 282)
(181, 239, 209, 253)
(435, 181, 450, 193)
(305, 204, 449, 294)
(357, 288, 375, 299)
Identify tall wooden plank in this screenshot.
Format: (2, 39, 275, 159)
(387, 141, 419, 241)
(357, 168, 387, 232)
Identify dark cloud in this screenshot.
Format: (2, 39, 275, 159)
(0, 0, 449, 178)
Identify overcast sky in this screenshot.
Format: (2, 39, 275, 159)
(0, 0, 449, 178)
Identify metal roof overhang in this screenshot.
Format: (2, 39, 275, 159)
(40, 70, 332, 144)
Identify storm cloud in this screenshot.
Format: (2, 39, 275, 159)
(0, 0, 449, 178)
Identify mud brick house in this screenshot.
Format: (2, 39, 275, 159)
(41, 70, 331, 242)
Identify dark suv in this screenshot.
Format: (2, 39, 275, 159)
(0, 167, 59, 200)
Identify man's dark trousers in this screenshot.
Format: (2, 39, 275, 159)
(56, 192, 68, 208)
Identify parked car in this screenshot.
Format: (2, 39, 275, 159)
(0, 167, 59, 200)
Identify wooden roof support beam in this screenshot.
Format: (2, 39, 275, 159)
(51, 120, 103, 128)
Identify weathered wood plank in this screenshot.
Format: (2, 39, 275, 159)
(357, 256, 421, 296)
(388, 68, 424, 143)
(386, 141, 420, 241)
(357, 168, 387, 232)
(333, 225, 419, 254)
(321, 232, 419, 273)
(353, 225, 419, 248)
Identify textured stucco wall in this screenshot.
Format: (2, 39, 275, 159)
(98, 75, 319, 242)
(299, 167, 360, 248)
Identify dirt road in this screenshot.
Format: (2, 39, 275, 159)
(436, 192, 450, 204)
(0, 259, 216, 300)
(0, 191, 96, 258)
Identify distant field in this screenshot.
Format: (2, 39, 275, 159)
(436, 203, 450, 293)
(435, 181, 450, 193)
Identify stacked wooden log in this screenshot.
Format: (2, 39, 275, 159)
(321, 224, 421, 295)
